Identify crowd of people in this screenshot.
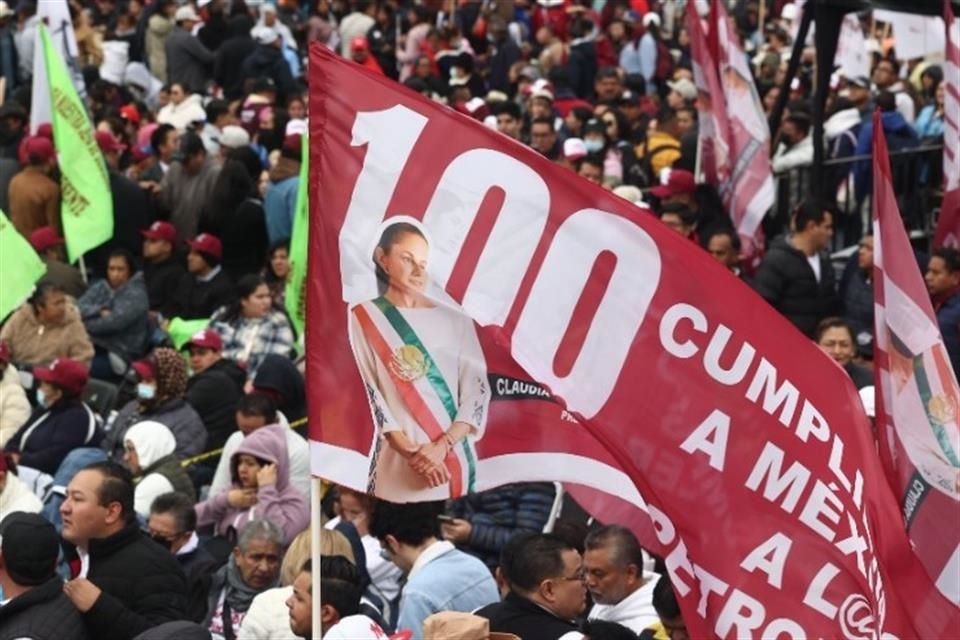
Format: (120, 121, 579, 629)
(0, 0, 955, 637)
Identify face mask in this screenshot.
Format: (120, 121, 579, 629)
(137, 383, 156, 400)
(35, 388, 48, 408)
(584, 139, 604, 153)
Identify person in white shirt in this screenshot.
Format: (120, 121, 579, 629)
(583, 525, 661, 635)
(0, 453, 42, 521)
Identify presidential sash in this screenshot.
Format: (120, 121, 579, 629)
(352, 297, 478, 496)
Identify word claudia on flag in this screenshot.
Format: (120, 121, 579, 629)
(306, 44, 955, 638)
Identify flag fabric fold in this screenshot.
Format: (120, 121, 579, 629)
(872, 108, 960, 611)
(38, 22, 113, 263)
(0, 212, 46, 322)
(934, 0, 960, 248)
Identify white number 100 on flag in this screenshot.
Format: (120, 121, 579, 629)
(338, 105, 662, 419)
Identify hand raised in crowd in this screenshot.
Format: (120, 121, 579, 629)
(227, 488, 258, 508)
(256, 462, 278, 487)
(63, 577, 103, 612)
(440, 518, 472, 544)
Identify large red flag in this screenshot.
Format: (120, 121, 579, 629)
(935, 0, 960, 248)
(307, 44, 955, 638)
(872, 109, 960, 616)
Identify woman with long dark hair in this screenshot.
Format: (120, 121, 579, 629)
(262, 239, 291, 308)
(199, 157, 268, 281)
(210, 274, 294, 377)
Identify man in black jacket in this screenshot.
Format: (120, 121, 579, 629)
(0, 512, 89, 640)
(60, 461, 188, 640)
(241, 27, 297, 104)
(214, 15, 256, 101)
(183, 233, 235, 319)
(476, 533, 587, 639)
(752, 201, 839, 337)
(142, 221, 189, 320)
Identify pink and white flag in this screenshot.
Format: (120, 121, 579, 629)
(934, 0, 960, 248)
(873, 108, 960, 607)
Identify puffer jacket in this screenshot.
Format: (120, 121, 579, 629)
(0, 363, 30, 446)
(449, 483, 558, 570)
(0, 303, 94, 368)
(195, 423, 309, 543)
(78, 272, 150, 360)
(104, 397, 206, 464)
(6, 400, 102, 475)
(0, 576, 90, 640)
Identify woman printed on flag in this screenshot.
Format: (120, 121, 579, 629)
(347, 218, 489, 502)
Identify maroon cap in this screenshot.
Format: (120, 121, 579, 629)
(0, 341, 10, 364)
(95, 130, 126, 154)
(35, 123, 53, 139)
(34, 358, 89, 395)
(29, 226, 65, 253)
(282, 133, 302, 156)
(185, 328, 223, 351)
(650, 169, 696, 199)
(21, 136, 55, 164)
(141, 221, 177, 244)
(131, 359, 155, 380)
(186, 233, 223, 259)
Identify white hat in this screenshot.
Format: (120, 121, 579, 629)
(219, 125, 251, 149)
(174, 6, 200, 22)
(260, 3, 277, 13)
(642, 12, 660, 28)
(483, 114, 498, 130)
(563, 138, 587, 161)
(254, 26, 280, 45)
(0, 1, 13, 18)
(285, 118, 308, 137)
(780, 2, 798, 21)
(859, 386, 875, 419)
(197, 0, 212, 7)
(667, 78, 697, 101)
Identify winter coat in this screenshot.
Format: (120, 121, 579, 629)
(772, 135, 814, 172)
(84, 172, 151, 277)
(839, 257, 874, 359)
(934, 290, 960, 376)
(157, 94, 208, 132)
(177, 541, 220, 623)
(0, 303, 95, 368)
(158, 158, 220, 241)
(0, 363, 30, 447)
(78, 272, 150, 361)
(195, 423, 309, 544)
(104, 397, 207, 464)
(7, 400, 102, 475)
(263, 157, 299, 244)
(125, 420, 196, 517)
(8, 166, 59, 237)
(164, 27, 213, 94)
(183, 267, 236, 320)
(914, 104, 945, 139)
(145, 13, 173, 82)
(39, 256, 87, 299)
(184, 357, 245, 452)
(449, 482, 557, 570)
(0, 470, 42, 520)
(853, 110, 919, 202)
(200, 197, 268, 282)
(240, 45, 297, 103)
(214, 24, 256, 101)
(477, 592, 582, 640)
(64, 523, 188, 640)
(143, 255, 190, 319)
(566, 39, 597, 99)
(752, 235, 839, 337)
(824, 108, 862, 162)
(250, 354, 306, 422)
(0, 577, 90, 640)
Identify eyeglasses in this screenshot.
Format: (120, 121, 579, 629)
(557, 568, 585, 582)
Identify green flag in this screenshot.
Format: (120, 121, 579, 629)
(0, 211, 47, 322)
(285, 133, 309, 338)
(39, 22, 113, 263)
(166, 317, 211, 350)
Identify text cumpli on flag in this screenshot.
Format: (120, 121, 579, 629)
(38, 22, 113, 263)
(0, 211, 46, 322)
(306, 43, 956, 638)
(872, 109, 960, 609)
(29, 0, 85, 134)
(934, 0, 960, 249)
(285, 132, 309, 338)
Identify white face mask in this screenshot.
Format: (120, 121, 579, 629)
(136, 383, 156, 400)
(35, 388, 48, 408)
(584, 139, 604, 153)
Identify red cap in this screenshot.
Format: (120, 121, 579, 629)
(186, 233, 223, 259)
(185, 328, 223, 351)
(282, 133, 302, 155)
(350, 36, 369, 51)
(120, 104, 140, 125)
(21, 136, 55, 164)
(29, 226, 65, 253)
(131, 359, 155, 380)
(650, 169, 696, 199)
(95, 130, 126, 154)
(141, 221, 177, 244)
(34, 358, 89, 395)
(0, 341, 10, 364)
(35, 123, 53, 139)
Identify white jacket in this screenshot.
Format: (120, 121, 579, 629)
(772, 135, 814, 173)
(209, 414, 311, 498)
(157, 93, 207, 131)
(588, 572, 661, 634)
(0, 364, 30, 447)
(237, 586, 292, 640)
(0, 472, 43, 521)
(126, 420, 178, 517)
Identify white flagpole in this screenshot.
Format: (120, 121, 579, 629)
(311, 476, 322, 640)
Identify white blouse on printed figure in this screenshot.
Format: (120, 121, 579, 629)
(348, 300, 489, 502)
